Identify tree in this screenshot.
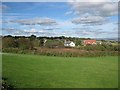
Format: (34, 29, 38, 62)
(30, 35, 36, 41)
(39, 38, 45, 47)
(33, 39, 40, 47)
(2, 37, 16, 48)
(76, 40, 82, 46)
(29, 35, 37, 49)
(18, 38, 30, 50)
(46, 40, 63, 48)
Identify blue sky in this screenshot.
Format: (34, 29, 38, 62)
(1, 1, 118, 38)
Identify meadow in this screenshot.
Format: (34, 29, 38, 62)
(2, 54, 118, 88)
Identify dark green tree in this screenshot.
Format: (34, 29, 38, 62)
(2, 37, 16, 48)
(18, 38, 30, 50)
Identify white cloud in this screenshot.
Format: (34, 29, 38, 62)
(10, 17, 57, 26)
(24, 29, 37, 33)
(2, 27, 19, 32)
(57, 20, 75, 28)
(100, 3, 118, 16)
(65, 11, 73, 15)
(36, 17, 57, 26)
(67, 0, 119, 2)
(72, 16, 106, 25)
(68, 2, 118, 17)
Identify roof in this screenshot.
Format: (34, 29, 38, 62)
(83, 40, 96, 44)
(64, 41, 74, 44)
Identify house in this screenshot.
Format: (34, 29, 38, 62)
(64, 40, 75, 47)
(82, 40, 96, 46)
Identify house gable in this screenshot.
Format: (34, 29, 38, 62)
(64, 41, 75, 47)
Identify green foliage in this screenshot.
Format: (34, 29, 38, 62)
(2, 77, 14, 90)
(29, 35, 38, 49)
(2, 48, 19, 53)
(3, 47, 118, 57)
(76, 40, 82, 46)
(46, 40, 63, 48)
(2, 37, 17, 48)
(77, 44, 119, 51)
(2, 35, 119, 57)
(18, 38, 30, 50)
(29, 35, 36, 41)
(39, 39, 44, 46)
(33, 39, 40, 47)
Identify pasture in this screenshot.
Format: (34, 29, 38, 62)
(2, 54, 118, 88)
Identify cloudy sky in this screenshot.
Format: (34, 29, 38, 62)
(1, 0, 118, 38)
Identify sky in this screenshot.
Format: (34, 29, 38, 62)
(1, 0, 118, 38)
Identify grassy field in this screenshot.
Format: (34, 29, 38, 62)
(2, 54, 118, 88)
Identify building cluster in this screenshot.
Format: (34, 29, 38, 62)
(64, 39, 102, 47)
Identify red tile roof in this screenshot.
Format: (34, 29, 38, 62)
(83, 40, 96, 45)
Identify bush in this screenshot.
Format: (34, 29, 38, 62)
(2, 48, 118, 57)
(2, 77, 14, 90)
(2, 48, 19, 53)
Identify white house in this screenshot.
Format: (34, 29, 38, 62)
(64, 40, 75, 47)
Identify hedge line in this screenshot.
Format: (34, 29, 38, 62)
(2, 48, 118, 57)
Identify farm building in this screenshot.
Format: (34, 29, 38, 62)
(82, 40, 96, 46)
(64, 40, 75, 47)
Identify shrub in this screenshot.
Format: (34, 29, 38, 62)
(2, 48, 118, 57)
(2, 77, 14, 90)
(2, 48, 19, 53)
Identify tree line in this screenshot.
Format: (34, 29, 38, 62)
(1, 35, 119, 57)
(2, 35, 91, 49)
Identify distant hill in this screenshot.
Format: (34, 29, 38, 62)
(93, 38, 119, 41)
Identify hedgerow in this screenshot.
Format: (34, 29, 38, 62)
(2, 48, 118, 57)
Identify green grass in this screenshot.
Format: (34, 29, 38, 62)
(2, 54, 118, 88)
